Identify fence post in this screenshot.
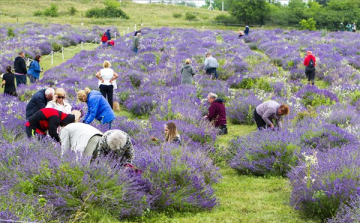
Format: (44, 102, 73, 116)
(115, 31, 117, 39)
(134, 24, 137, 31)
(51, 51, 54, 66)
(222, 1, 224, 11)
(123, 30, 125, 36)
(127, 27, 129, 34)
(81, 42, 84, 50)
(61, 47, 64, 61)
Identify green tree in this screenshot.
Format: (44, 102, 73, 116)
(299, 18, 317, 30)
(228, 0, 270, 25)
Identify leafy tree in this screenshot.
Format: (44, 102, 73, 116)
(228, 0, 270, 25)
(299, 18, 317, 30)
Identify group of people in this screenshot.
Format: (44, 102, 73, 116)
(23, 86, 134, 167)
(239, 25, 250, 38)
(340, 22, 356, 32)
(202, 92, 290, 134)
(180, 52, 219, 84)
(1, 52, 42, 96)
(101, 29, 115, 46)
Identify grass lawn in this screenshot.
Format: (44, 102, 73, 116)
(0, 0, 240, 32)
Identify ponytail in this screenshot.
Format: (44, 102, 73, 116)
(6, 66, 12, 74)
(84, 87, 91, 95)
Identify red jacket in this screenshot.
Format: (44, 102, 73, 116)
(303, 55, 316, 67)
(25, 108, 74, 142)
(208, 99, 227, 127)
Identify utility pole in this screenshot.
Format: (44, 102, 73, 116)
(208, 0, 214, 10)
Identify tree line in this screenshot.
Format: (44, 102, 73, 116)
(210, 0, 360, 30)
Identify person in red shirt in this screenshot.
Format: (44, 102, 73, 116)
(204, 93, 227, 135)
(25, 108, 76, 142)
(303, 51, 316, 85)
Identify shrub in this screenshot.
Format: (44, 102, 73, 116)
(299, 18, 316, 31)
(185, 12, 196, 21)
(214, 14, 238, 25)
(68, 6, 77, 16)
(124, 95, 156, 117)
(328, 195, 360, 223)
(43, 4, 59, 17)
(85, 6, 129, 19)
(288, 145, 360, 221)
(229, 129, 302, 176)
(173, 13, 182, 18)
(227, 93, 260, 125)
(296, 85, 338, 107)
(7, 28, 15, 37)
(51, 42, 62, 52)
(33, 10, 43, 16)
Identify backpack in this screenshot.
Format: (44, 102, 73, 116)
(101, 33, 108, 42)
(308, 58, 314, 68)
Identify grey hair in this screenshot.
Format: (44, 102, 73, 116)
(208, 93, 218, 99)
(45, 88, 55, 97)
(107, 130, 127, 151)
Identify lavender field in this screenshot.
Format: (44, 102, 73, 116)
(1, 25, 360, 222)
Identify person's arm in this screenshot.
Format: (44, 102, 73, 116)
(261, 108, 276, 127)
(303, 57, 308, 66)
(215, 59, 219, 68)
(60, 128, 70, 155)
(110, 71, 119, 83)
(34, 62, 41, 72)
(83, 97, 100, 124)
(96, 71, 104, 83)
(180, 67, 183, 74)
(21, 60, 27, 74)
(204, 58, 209, 70)
(1, 80, 5, 88)
(191, 67, 195, 76)
(48, 116, 61, 142)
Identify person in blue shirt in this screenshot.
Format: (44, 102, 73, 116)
(77, 87, 116, 130)
(244, 25, 250, 36)
(27, 55, 42, 83)
(105, 29, 111, 41)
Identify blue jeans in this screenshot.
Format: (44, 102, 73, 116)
(134, 47, 138, 54)
(28, 75, 37, 84)
(15, 75, 27, 87)
(207, 68, 218, 79)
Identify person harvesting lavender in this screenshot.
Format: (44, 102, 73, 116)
(180, 58, 196, 85)
(25, 108, 77, 142)
(14, 51, 27, 86)
(60, 122, 103, 157)
(303, 51, 316, 85)
(27, 55, 42, 83)
(1, 66, 17, 96)
(95, 60, 119, 109)
(151, 122, 181, 145)
(204, 93, 227, 135)
(26, 88, 55, 120)
(254, 100, 289, 130)
(96, 129, 135, 165)
(77, 87, 115, 130)
(204, 52, 219, 80)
